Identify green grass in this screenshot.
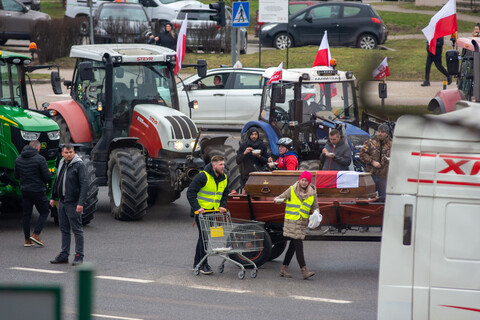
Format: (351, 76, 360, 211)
(41, 1, 65, 19)
(398, 2, 480, 16)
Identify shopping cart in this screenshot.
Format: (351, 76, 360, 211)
(194, 210, 266, 279)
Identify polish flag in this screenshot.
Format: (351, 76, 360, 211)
(315, 171, 360, 189)
(372, 57, 391, 80)
(422, 0, 457, 55)
(267, 62, 283, 86)
(174, 13, 188, 75)
(313, 31, 331, 67)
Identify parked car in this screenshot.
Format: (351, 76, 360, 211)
(93, 2, 152, 43)
(177, 67, 266, 128)
(17, 0, 39, 10)
(172, 4, 248, 53)
(65, 0, 201, 36)
(255, 0, 319, 37)
(260, 2, 388, 49)
(0, 0, 50, 45)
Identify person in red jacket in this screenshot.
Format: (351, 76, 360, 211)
(268, 137, 299, 170)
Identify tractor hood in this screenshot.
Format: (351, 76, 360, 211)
(0, 106, 59, 131)
(130, 104, 199, 157)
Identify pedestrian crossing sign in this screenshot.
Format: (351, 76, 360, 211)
(232, 2, 249, 27)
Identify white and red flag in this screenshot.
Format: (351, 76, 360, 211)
(174, 13, 188, 75)
(422, 0, 457, 55)
(313, 31, 331, 67)
(315, 171, 360, 189)
(267, 62, 283, 86)
(372, 57, 391, 80)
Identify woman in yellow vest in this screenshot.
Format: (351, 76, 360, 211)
(274, 171, 319, 279)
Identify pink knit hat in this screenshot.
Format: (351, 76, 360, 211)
(299, 171, 312, 184)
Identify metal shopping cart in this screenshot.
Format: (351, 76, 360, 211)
(194, 210, 266, 279)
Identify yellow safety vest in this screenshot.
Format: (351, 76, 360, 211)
(285, 187, 314, 220)
(197, 171, 228, 210)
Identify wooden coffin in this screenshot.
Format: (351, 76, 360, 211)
(244, 171, 377, 199)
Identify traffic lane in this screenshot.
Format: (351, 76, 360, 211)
(0, 191, 380, 320)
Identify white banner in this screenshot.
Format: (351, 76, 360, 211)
(259, 0, 288, 23)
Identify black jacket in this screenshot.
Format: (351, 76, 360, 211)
(51, 154, 88, 206)
(14, 145, 51, 192)
(158, 31, 176, 50)
(236, 128, 269, 185)
(187, 163, 229, 212)
(320, 136, 352, 171)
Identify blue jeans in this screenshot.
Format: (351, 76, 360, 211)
(58, 201, 84, 258)
(372, 176, 387, 199)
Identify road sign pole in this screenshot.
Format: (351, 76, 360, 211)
(259, 28, 262, 67)
(231, 27, 236, 66)
(78, 264, 94, 320)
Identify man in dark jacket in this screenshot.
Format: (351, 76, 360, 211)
(236, 128, 269, 187)
(187, 155, 229, 275)
(320, 129, 352, 171)
(49, 144, 88, 266)
(14, 140, 51, 247)
(421, 37, 452, 87)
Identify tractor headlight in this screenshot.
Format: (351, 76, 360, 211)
(170, 141, 184, 151)
(47, 130, 60, 140)
(20, 130, 40, 141)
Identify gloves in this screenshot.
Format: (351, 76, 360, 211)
(274, 197, 285, 204)
(308, 209, 323, 229)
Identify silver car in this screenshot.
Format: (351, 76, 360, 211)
(172, 4, 247, 53)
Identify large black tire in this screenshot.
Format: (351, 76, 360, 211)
(299, 160, 320, 171)
(78, 153, 98, 226)
(53, 115, 72, 143)
(269, 240, 288, 261)
(147, 186, 181, 207)
(228, 225, 272, 268)
(203, 145, 241, 192)
(108, 148, 148, 220)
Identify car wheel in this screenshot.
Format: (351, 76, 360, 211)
(273, 33, 292, 50)
(357, 33, 377, 50)
(77, 16, 89, 37)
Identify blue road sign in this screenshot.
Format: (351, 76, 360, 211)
(232, 2, 249, 27)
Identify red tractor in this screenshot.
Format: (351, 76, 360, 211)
(45, 44, 239, 220)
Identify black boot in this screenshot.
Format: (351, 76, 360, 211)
(421, 81, 430, 87)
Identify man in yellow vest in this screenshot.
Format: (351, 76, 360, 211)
(187, 155, 229, 275)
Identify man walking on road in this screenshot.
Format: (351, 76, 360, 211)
(14, 140, 51, 247)
(49, 144, 87, 265)
(421, 37, 452, 87)
(187, 155, 229, 275)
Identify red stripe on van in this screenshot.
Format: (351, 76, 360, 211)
(407, 179, 434, 183)
(439, 154, 480, 160)
(437, 180, 480, 187)
(441, 305, 480, 312)
(411, 152, 436, 157)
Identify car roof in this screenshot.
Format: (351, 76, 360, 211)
(70, 44, 175, 62)
(291, 1, 370, 15)
(98, 2, 144, 9)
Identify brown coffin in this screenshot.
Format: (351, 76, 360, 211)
(244, 171, 377, 199)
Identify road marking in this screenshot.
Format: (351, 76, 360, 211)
(9, 267, 66, 274)
(92, 314, 143, 320)
(95, 276, 154, 284)
(290, 295, 352, 304)
(188, 284, 251, 294)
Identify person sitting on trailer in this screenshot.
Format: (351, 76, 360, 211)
(236, 127, 269, 188)
(268, 137, 298, 170)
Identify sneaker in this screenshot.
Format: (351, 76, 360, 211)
(24, 239, 35, 247)
(50, 254, 68, 264)
(30, 233, 45, 246)
(72, 254, 83, 266)
(200, 264, 213, 275)
(420, 81, 430, 87)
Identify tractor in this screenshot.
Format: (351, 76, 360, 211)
(45, 44, 239, 221)
(0, 49, 98, 225)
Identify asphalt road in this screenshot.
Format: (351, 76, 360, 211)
(0, 186, 381, 320)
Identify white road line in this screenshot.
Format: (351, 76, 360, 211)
(9, 267, 66, 274)
(92, 314, 143, 320)
(188, 284, 251, 294)
(290, 295, 352, 304)
(95, 276, 154, 284)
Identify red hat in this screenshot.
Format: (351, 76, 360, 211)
(299, 171, 312, 184)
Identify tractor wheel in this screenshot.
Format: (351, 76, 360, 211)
(299, 160, 320, 171)
(78, 153, 98, 226)
(108, 148, 148, 221)
(202, 144, 241, 192)
(147, 187, 181, 207)
(228, 225, 272, 268)
(269, 240, 288, 261)
(53, 115, 72, 143)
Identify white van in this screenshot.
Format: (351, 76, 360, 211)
(65, 0, 201, 35)
(378, 103, 480, 319)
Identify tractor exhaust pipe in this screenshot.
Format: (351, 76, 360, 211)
(472, 39, 480, 103)
(186, 167, 200, 180)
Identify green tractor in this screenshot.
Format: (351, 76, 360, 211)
(0, 49, 98, 225)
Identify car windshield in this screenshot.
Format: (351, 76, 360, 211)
(99, 6, 148, 21)
(261, 80, 356, 135)
(0, 60, 23, 108)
